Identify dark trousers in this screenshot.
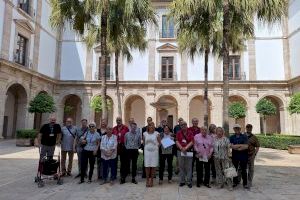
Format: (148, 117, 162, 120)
(118, 144, 127, 179)
(102, 158, 117, 181)
(159, 153, 173, 180)
(81, 150, 96, 181)
(232, 159, 248, 186)
(210, 156, 216, 178)
(196, 159, 211, 185)
(125, 149, 139, 179)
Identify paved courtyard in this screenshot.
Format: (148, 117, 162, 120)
(0, 140, 300, 200)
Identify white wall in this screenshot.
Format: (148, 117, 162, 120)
(255, 40, 285, 80)
(254, 18, 283, 37)
(124, 50, 149, 81)
(38, 30, 56, 77)
(187, 54, 214, 81)
(0, 0, 4, 52)
(41, 0, 57, 37)
(60, 41, 86, 80)
(288, 0, 300, 34)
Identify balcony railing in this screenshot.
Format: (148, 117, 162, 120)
(13, 53, 33, 69)
(159, 72, 177, 81)
(229, 71, 246, 81)
(94, 72, 114, 81)
(159, 29, 177, 39)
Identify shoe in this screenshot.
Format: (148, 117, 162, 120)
(84, 174, 88, 178)
(120, 178, 125, 184)
(243, 185, 250, 189)
(218, 184, 224, 189)
(188, 184, 192, 188)
(175, 169, 179, 175)
(78, 180, 85, 184)
(87, 179, 92, 184)
(179, 183, 185, 187)
(228, 186, 234, 191)
(168, 180, 172, 184)
(74, 174, 81, 179)
(197, 184, 201, 188)
(204, 183, 211, 188)
(61, 172, 66, 177)
(159, 180, 163, 185)
(132, 179, 138, 184)
(233, 183, 238, 188)
(67, 172, 72, 176)
(110, 180, 115, 185)
(100, 180, 107, 185)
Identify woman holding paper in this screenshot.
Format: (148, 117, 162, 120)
(194, 126, 214, 188)
(159, 125, 175, 184)
(143, 122, 161, 187)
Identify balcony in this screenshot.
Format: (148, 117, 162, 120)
(13, 53, 32, 69)
(159, 71, 177, 81)
(17, 0, 33, 17)
(159, 29, 177, 40)
(94, 72, 114, 81)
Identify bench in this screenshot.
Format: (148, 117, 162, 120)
(288, 145, 300, 154)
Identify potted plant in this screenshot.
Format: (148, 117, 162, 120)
(16, 129, 37, 147)
(229, 101, 247, 124)
(256, 98, 276, 136)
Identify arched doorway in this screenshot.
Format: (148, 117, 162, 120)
(94, 96, 114, 128)
(189, 96, 211, 127)
(3, 84, 28, 138)
(152, 95, 178, 129)
(124, 95, 146, 128)
(63, 94, 82, 126)
(261, 96, 284, 134)
(229, 95, 248, 132)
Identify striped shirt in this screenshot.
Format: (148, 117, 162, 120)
(125, 130, 141, 149)
(213, 136, 230, 159)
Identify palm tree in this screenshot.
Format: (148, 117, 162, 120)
(108, 0, 156, 117)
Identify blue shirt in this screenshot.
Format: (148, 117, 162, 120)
(230, 134, 248, 161)
(82, 131, 101, 151)
(61, 126, 77, 151)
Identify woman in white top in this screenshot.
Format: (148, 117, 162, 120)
(143, 122, 161, 187)
(100, 127, 117, 185)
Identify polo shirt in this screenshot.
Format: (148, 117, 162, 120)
(61, 125, 77, 151)
(230, 133, 248, 161)
(112, 124, 129, 144)
(188, 126, 201, 136)
(176, 129, 194, 151)
(40, 123, 61, 146)
(83, 131, 101, 151)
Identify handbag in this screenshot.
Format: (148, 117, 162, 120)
(224, 166, 237, 178)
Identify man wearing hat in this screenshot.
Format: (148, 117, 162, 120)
(230, 124, 249, 189)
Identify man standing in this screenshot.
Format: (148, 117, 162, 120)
(245, 124, 260, 187)
(38, 116, 61, 160)
(61, 118, 77, 176)
(75, 119, 89, 178)
(188, 118, 201, 173)
(156, 119, 168, 134)
(174, 117, 184, 175)
(230, 124, 249, 189)
(112, 117, 129, 184)
(141, 116, 153, 178)
(124, 122, 141, 184)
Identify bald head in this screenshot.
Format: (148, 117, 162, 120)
(116, 117, 122, 125)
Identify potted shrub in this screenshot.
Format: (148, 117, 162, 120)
(256, 98, 276, 135)
(229, 101, 246, 124)
(16, 129, 37, 147)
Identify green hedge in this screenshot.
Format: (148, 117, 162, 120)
(16, 129, 37, 139)
(256, 134, 300, 150)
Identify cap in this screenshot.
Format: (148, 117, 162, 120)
(89, 122, 96, 127)
(233, 124, 241, 129)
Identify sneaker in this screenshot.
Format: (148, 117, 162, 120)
(179, 183, 185, 187)
(87, 180, 92, 184)
(188, 184, 192, 188)
(132, 179, 138, 184)
(204, 183, 211, 188)
(78, 180, 85, 184)
(243, 185, 250, 189)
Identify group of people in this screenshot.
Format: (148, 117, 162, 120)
(38, 116, 260, 190)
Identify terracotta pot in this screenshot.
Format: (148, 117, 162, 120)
(16, 138, 32, 147)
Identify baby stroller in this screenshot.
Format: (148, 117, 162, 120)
(34, 146, 63, 187)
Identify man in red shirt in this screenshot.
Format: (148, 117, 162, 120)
(176, 121, 194, 188)
(188, 118, 201, 176)
(112, 117, 129, 184)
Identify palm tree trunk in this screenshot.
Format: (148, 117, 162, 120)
(204, 49, 209, 129)
(115, 51, 122, 117)
(222, 0, 230, 136)
(100, 11, 108, 124)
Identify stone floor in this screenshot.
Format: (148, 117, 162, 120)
(0, 140, 300, 200)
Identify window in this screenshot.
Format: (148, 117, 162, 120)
(162, 15, 175, 38)
(98, 57, 111, 80)
(161, 57, 174, 80)
(15, 34, 28, 66)
(229, 56, 241, 80)
(18, 0, 30, 15)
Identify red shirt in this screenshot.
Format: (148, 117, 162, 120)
(112, 124, 129, 144)
(176, 129, 194, 149)
(188, 126, 201, 136)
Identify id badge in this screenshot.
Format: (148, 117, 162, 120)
(49, 134, 54, 137)
(182, 139, 187, 143)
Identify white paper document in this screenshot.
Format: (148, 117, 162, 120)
(180, 152, 193, 157)
(161, 137, 175, 148)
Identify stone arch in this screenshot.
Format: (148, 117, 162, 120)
(3, 83, 28, 138)
(229, 95, 248, 132)
(153, 95, 178, 128)
(62, 94, 82, 126)
(258, 95, 284, 134)
(189, 95, 212, 127)
(124, 95, 146, 128)
(92, 95, 114, 127)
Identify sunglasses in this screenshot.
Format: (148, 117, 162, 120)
(89, 125, 95, 128)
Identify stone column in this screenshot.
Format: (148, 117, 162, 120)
(248, 39, 257, 80)
(180, 53, 188, 81)
(54, 27, 63, 79)
(213, 57, 222, 81)
(81, 90, 93, 120)
(85, 50, 93, 80)
(210, 89, 223, 127)
(282, 17, 291, 80)
(145, 88, 156, 124)
(32, 0, 43, 71)
(148, 40, 156, 81)
(178, 88, 188, 121)
(248, 88, 260, 134)
(0, 83, 7, 139)
(0, 0, 13, 59)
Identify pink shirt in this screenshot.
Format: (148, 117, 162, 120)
(194, 134, 214, 158)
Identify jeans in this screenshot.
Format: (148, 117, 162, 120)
(178, 151, 193, 185)
(76, 147, 83, 174)
(118, 144, 127, 179)
(196, 159, 211, 185)
(61, 151, 74, 173)
(102, 158, 117, 181)
(210, 156, 216, 179)
(248, 155, 256, 185)
(81, 150, 96, 181)
(159, 153, 173, 181)
(125, 149, 139, 179)
(232, 159, 248, 186)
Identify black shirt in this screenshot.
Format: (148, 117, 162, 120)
(40, 123, 62, 146)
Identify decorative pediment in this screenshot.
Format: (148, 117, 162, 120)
(157, 43, 178, 52)
(14, 19, 34, 34)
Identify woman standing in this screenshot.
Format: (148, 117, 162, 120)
(97, 120, 107, 180)
(208, 124, 217, 183)
(100, 127, 118, 185)
(143, 122, 160, 187)
(213, 127, 233, 190)
(78, 122, 101, 184)
(159, 125, 174, 184)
